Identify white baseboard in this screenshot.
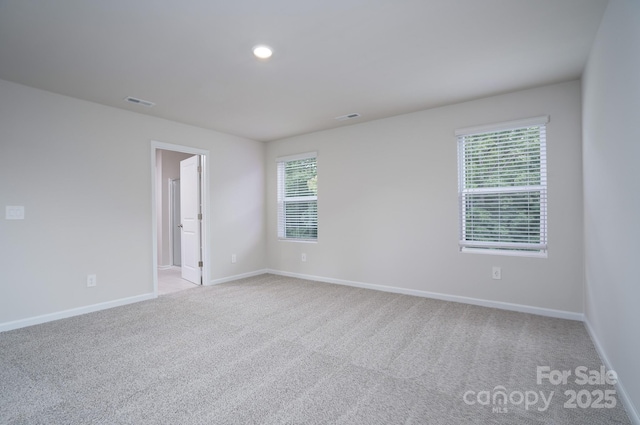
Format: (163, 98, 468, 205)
(209, 269, 269, 286)
(0, 268, 268, 333)
(157, 265, 173, 270)
(584, 318, 640, 425)
(0, 293, 156, 333)
(266, 269, 584, 321)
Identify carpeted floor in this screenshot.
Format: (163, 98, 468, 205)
(0, 274, 631, 424)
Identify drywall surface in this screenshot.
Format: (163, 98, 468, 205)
(582, 0, 640, 420)
(0, 79, 266, 325)
(267, 80, 584, 314)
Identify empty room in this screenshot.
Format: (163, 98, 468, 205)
(0, 0, 638, 424)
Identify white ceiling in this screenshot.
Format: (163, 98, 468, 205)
(0, 0, 608, 142)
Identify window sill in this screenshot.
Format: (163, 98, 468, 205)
(460, 247, 547, 258)
(278, 238, 318, 244)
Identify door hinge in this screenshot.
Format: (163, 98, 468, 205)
(197, 165, 202, 173)
(198, 261, 203, 268)
(198, 213, 202, 220)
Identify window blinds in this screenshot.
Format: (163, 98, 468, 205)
(277, 152, 318, 240)
(457, 117, 548, 253)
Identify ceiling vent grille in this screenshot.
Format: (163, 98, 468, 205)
(335, 113, 360, 121)
(124, 96, 155, 108)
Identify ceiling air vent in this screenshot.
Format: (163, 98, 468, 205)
(124, 96, 155, 108)
(335, 113, 361, 121)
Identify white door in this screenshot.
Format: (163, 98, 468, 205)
(180, 155, 202, 284)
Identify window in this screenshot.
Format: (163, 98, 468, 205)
(277, 152, 318, 241)
(456, 116, 548, 255)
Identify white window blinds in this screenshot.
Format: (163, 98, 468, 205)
(456, 116, 548, 254)
(277, 152, 318, 240)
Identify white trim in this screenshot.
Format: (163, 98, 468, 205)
(151, 141, 211, 295)
(0, 293, 155, 333)
(455, 115, 550, 136)
(157, 265, 173, 271)
(584, 319, 640, 425)
(277, 239, 318, 244)
(209, 269, 269, 286)
(461, 247, 548, 258)
(152, 141, 211, 157)
(276, 151, 317, 163)
(266, 269, 583, 321)
(460, 241, 547, 251)
(463, 185, 546, 194)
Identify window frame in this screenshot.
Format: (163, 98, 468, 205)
(276, 151, 318, 242)
(456, 116, 549, 257)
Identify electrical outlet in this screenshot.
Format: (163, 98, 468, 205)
(492, 266, 502, 280)
(87, 274, 97, 287)
(231, 254, 237, 263)
(5, 206, 25, 220)
(301, 253, 307, 262)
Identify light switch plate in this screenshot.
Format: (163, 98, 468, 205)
(6, 206, 25, 220)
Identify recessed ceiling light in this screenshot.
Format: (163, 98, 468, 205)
(253, 45, 273, 60)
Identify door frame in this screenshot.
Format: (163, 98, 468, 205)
(151, 141, 210, 296)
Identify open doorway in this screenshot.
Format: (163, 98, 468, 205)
(151, 141, 210, 296)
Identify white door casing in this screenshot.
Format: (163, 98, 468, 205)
(180, 155, 202, 284)
(151, 141, 210, 296)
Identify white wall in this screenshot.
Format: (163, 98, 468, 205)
(0, 79, 266, 326)
(267, 80, 584, 315)
(582, 0, 640, 420)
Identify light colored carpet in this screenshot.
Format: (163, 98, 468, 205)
(0, 274, 631, 424)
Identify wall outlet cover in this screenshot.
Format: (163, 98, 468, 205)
(492, 266, 502, 280)
(6, 206, 25, 220)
